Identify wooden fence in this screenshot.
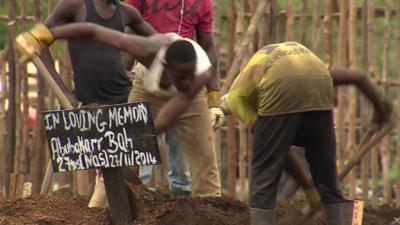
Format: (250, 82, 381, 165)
(1, 0, 400, 208)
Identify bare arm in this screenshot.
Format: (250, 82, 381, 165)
(50, 23, 172, 67)
(154, 73, 210, 134)
(197, 32, 219, 91)
(330, 66, 384, 115)
(41, 0, 82, 106)
(121, 3, 156, 36)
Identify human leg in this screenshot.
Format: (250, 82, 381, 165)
(174, 96, 221, 197)
(166, 129, 192, 196)
(301, 111, 354, 225)
(250, 114, 302, 225)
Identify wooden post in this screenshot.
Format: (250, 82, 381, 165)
(360, 0, 370, 202)
(226, 0, 236, 197)
(269, 0, 278, 43)
(17, 0, 31, 199)
(311, 0, 321, 52)
(258, 1, 270, 47)
(5, 0, 18, 200)
(285, 0, 294, 41)
(299, 0, 308, 44)
(0, 48, 7, 200)
(31, 0, 45, 195)
(336, 0, 348, 175)
(396, 1, 400, 207)
(380, 0, 392, 205)
(367, 0, 378, 207)
(347, 0, 358, 199)
(323, 0, 333, 66)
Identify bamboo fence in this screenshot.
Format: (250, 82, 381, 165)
(0, 0, 400, 208)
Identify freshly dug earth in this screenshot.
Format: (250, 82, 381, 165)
(0, 184, 397, 225)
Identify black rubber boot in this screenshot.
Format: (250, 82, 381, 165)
(250, 207, 276, 225)
(324, 201, 355, 225)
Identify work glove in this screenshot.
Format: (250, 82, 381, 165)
(207, 90, 225, 130)
(15, 23, 54, 63)
(371, 100, 393, 131)
(209, 107, 224, 130)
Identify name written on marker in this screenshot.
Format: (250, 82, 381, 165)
(43, 102, 161, 172)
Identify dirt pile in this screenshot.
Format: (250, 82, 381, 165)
(0, 184, 398, 225)
(0, 190, 109, 225)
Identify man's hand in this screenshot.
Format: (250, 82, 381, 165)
(15, 23, 54, 63)
(209, 107, 224, 130)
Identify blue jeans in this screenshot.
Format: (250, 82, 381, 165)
(139, 129, 192, 195)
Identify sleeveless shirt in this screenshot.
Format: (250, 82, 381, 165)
(68, 0, 131, 105)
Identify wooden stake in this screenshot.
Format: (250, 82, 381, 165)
(311, 0, 321, 52)
(366, 0, 378, 207)
(299, 0, 308, 44)
(285, 0, 294, 41)
(380, 0, 392, 205)
(323, 0, 333, 66)
(396, 0, 400, 207)
(360, 0, 370, 203)
(336, 0, 348, 174)
(348, 0, 358, 199)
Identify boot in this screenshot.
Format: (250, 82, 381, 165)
(88, 176, 108, 208)
(324, 201, 354, 225)
(250, 207, 276, 225)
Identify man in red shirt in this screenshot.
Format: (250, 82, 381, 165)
(126, 0, 222, 197)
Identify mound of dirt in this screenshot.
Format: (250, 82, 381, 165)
(0, 184, 398, 225)
(0, 190, 109, 225)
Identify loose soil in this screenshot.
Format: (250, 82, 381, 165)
(0, 184, 398, 225)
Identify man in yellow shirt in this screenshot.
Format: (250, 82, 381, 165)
(224, 42, 391, 225)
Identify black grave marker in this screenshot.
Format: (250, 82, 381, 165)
(43, 102, 161, 172)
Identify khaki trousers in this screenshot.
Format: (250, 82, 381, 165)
(128, 64, 221, 197)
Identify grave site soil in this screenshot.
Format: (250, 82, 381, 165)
(0, 184, 398, 225)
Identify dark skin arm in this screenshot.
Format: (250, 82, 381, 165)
(196, 32, 219, 91)
(50, 23, 172, 68)
(120, 3, 157, 69)
(329, 66, 385, 118)
(154, 73, 211, 134)
(42, 0, 82, 107)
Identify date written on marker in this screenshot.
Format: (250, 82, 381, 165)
(43, 102, 161, 172)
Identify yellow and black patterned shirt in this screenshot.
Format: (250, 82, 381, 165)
(226, 42, 334, 126)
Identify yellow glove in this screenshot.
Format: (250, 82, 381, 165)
(207, 90, 225, 130)
(15, 23, 54, 63)
(209, 107, 225, 130)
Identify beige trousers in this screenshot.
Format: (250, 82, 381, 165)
(129, 64, 221, 197)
